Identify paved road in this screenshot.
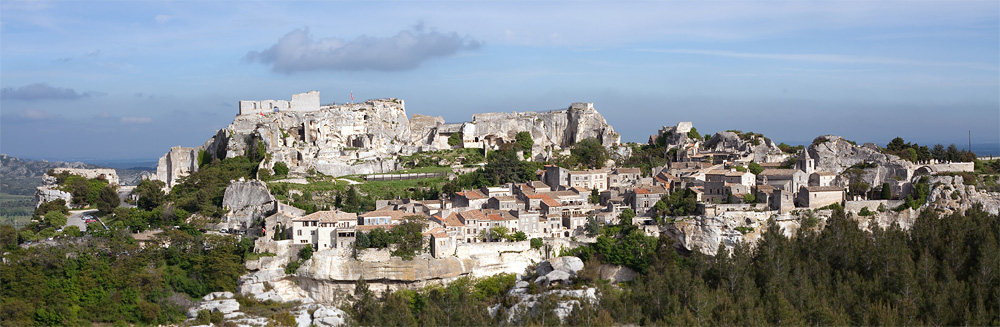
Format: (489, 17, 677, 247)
(67, 209, 99, 231)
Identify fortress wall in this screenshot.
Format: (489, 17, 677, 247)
(289, 91, 320, 112)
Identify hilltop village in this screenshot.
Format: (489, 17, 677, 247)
(18, 91, 999, 326)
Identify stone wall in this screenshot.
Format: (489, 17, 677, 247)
(156, 146, 199, 190)
(49, 168, 120, 186)
(289, 91, 321, 112)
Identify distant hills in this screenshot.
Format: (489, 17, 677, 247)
(0, 154, 154, 196)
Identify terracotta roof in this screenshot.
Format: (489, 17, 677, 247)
(539, 194, 562, 207)
(634, 185, 666, 195)
(458, 210, 486, 222)
(615, 167, 641, 174)
(525, 194, 545, 199)
(759, 169, 800, 177)
(486, 213, 505, 221)
(457, 189, 486, 199)
(442, 213, 465, 227)
(805, 186, 844, 192)
(294, 211, 357, 222)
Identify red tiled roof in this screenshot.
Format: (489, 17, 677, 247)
(357, 224, 396, 232)
(540, 194, 562, 207)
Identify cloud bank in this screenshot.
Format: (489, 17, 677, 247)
(1, 83, 104, 101)
(245, 26, 482, 73)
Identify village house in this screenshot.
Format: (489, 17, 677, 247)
(608, 167, 641, 188)
(797, 186, 845, 209)
(291, 211, 358, 250)
(625, 185, 667, 217)
(486, 196, 521, 211)
(567, 169, 609, 191)
(452, 189, 489, 209)
(703, 170, 756, 202)
(809, 171, 838, 187)
(426, 227, 454, 258)
(757, 169, 808, 193)
(358, 209, 414, 226)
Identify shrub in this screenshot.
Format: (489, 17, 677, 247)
(530, 238, 543, 249)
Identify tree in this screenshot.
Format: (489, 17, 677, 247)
(743, 192, 757, 204)
(887, 137, 907, 151)
(590, 188, 600, 204)
(585, 215, 601, 237)
(272, 161, 289, 177)
(0, 225, 17, 250)
(880, 182, 892, 200)
(530, 238, 543, 249)
(134, 179, 166, 211)
(392, 219, 426, 260)
(490, 226, 510, 242)
(96, 185, 120, 215)
(515, 131, 533, 152)
(43, 211, 67, 228)
(448, 133, 462, 147)
(570, 138, 609, 169)
(513, 231, 527, 241)
(618, 208, 636, 222)
(688, 127, 701, 140)
(355, 231, 371, 249)
(748, 162, 764, 175)
(63, 225, 82, 237)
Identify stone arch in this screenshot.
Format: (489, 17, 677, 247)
(914, 165, 936, 177)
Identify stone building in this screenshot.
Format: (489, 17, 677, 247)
(797, 186, 845, 209)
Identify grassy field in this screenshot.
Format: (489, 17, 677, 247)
(1, 193, 35, 228)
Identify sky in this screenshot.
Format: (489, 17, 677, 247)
(2, 0, 998, 161)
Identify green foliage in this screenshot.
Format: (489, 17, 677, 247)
(687, 127, 701, 140)
(134, 179, 166, 211)
(590, 188, 600, 204)
(96, 185, 119, 215)
(0, 224, 18, 250)
(568, 138, 609, 169)
(746, 162, 763, 175)
(515, 131, 533, 152)
(513, 231, 527, 241)
(880, 182, 893, 200)
(391, 219, 426, 260)
(618, 208, 636, 222)
(858, 207, 875, 216)
(585, 215, 601, 237)
(0, 232, 248, 325)
(777, 142, 805, 153)
(448, 133, 462, 147)
(885, 137, 975, 163)
(590, 224, 659, 273)
(734, 226, 754, 234)
(272, 161, 289, 177)
(169, 156, 260, 217)
(299, 245, 313, 261)
(43, 210, 67, 228)
(473, 273, 516, 302)
(660, 188, 699, 216)
(733, 165, 747, 172)
(530, 238, 543, 249)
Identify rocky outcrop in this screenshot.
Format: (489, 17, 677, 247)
(220, 179, 276, 231)
(808, 136, 913, 178)
(187, 290, 346, 327)
(925, 175, 1000, 215)
(534, 256, 584, 286)
(153, 94, 621, 184)
(704, 131, 787, 163)
(34, 186, 71, 208)
(156, 146, 199, 190)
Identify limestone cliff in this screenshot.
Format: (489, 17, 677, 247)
(153, 94, 621, 188)
(925, 175, 1000, 216)
(220, 179, 276, 231)
(704, 131, 787, 163)
(807, 135, 914, 177)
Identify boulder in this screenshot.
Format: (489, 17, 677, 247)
(598, 265, 637, 283)
(312, 305, 348, 327)
(186, 299, 239, 318)
(221, 179, 276, 231)
(550, 256, 584, 275)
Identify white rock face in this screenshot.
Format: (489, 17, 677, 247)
(925, 175, 1000, 215)
(221, 179, 276, 231)
(154, 97, 621, 184)
(34, 186, 71, 208)
(186, 292, 239, 319)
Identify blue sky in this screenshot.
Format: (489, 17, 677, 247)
(2, 0, 998, 160)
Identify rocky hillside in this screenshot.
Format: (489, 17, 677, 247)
(0, 154, 98, 195)
(154, 98, 620, 188)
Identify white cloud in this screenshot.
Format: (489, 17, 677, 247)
(121, 116, 152, 124)
(642, 49, 999, 72)
(155, 14, 173, 24)
(244, 25, 482, 73)
(17, 108, 55, 120)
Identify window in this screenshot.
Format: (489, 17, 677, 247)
(297, 230, 302, 236)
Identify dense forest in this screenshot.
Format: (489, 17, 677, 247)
(0, 228, 251, 326)
(345, 206, 999, 326)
